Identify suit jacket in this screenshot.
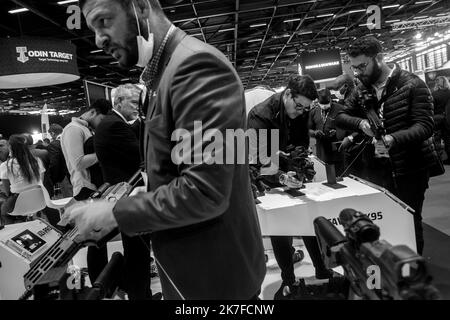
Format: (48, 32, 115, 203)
(113, 27, 266, 299)
(94, 111, 141, 185)
(47, 139, 68, 184)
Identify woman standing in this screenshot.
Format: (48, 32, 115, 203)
(0, 134, 45, 225)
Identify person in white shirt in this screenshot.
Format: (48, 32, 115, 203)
(0, 135, 45, 225)
(61, 106, 106, 199)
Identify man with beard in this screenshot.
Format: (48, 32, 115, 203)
(335, 36, 439, 254)
(66, 0, 266, 300)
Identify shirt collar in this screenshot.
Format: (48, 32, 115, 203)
(71, 117, 89, 127)
(112, 109, 128, 123)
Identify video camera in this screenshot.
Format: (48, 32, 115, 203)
(313, 208, 440, 300)
(19, 171, 143, 299)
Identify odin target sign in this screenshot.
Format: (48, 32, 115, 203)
(300, 49, 343, 81)
(0, 38, 80, 89)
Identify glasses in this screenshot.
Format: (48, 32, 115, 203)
(350, 61, 370, 73)
(293, 98, 310, 111)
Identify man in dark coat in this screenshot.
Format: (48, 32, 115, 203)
(336, 36, 440, 254)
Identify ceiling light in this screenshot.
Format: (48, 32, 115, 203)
(248, 38, 262, 42)
(90, 49, 103, 53)
(385, 19, 401, 23)
(415, 32, 423, 39)
(297, 30, 313, 35)
(331, 26, 346, 30)
(415, 0, 433, 4)
(57, 0, 78, 4)
(349, 9, 366, 13)
(219, 28, 235, 33)
(414, 16, 429, 19)
(382, 4, 400, 9)
(317, 13, 335, 18)
(284, 18, 301, 23)
(9, 8, 29, 14)
(359, 23, 376, 27)
(250, 23, 267, 28)
(109, 61, 119, 65)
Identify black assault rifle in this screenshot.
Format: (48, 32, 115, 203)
(313, 208, 440, 300)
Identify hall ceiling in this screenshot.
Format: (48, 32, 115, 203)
(0, 0, 449, 112)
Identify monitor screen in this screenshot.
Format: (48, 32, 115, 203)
(84, 80, 113, 106)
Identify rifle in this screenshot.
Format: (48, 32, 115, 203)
(19, 171, 143, 299)
(313, 208, 440, 300)
(357, 87, 387, 144)
(278, 145, 316, 182)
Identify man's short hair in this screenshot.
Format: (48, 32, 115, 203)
(347, 36, 383, 58)
(114, 84, 143, 108)
(317, 88, 331, 104)
(48, 123, 63, 136)
(91, 99, 113, 115)
(286, 75, 318, 100)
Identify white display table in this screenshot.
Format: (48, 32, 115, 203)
(256, 176, 417, 251)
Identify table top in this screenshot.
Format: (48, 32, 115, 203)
(257, 177, 380, 211)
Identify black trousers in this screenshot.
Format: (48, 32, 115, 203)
(366, 160, 429, 255)
(74, 188, 109, 284)
(75, 187, 152, 299)
(270, 235, 327, 285)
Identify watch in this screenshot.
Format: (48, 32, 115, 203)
(347, 135, 354, 143)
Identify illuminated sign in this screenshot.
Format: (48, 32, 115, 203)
(300, 49, 343, 81)
(0, 38, 79, 89)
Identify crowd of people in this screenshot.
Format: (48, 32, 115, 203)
(0, 0, 449, 301)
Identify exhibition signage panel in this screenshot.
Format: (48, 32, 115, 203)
(0, 38, 80, 89)
(300, 49, 343, 81)
(256, 177, 417, 251)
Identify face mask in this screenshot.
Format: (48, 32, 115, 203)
(132, 1, 154, 68)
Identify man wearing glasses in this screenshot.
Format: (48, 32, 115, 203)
(248, 75, 334, 299)
(336, 36, 439, 255)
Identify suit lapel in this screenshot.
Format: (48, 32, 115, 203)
(144, 27, 187, 173)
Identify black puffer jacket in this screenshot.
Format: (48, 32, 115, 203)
(335, 63, 438, 177)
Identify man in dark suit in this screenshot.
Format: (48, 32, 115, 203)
(70, 0, 266, 299)
(93, 91, 153, 300)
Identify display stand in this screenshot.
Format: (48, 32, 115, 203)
(322, 163, 346, 189)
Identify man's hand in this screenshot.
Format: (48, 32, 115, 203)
(383, 134, 395, 149)
(314, 130, 325, 139)
(279, 171, 303, 189)
(327, 129, 337, 139)
(338, 136, 353, 152)
(65, 200, 118, 243)
(359, 119, 375, 137)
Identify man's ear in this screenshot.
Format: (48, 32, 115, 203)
(284, 88, 291, 99)
(375, 52, 383, 63)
